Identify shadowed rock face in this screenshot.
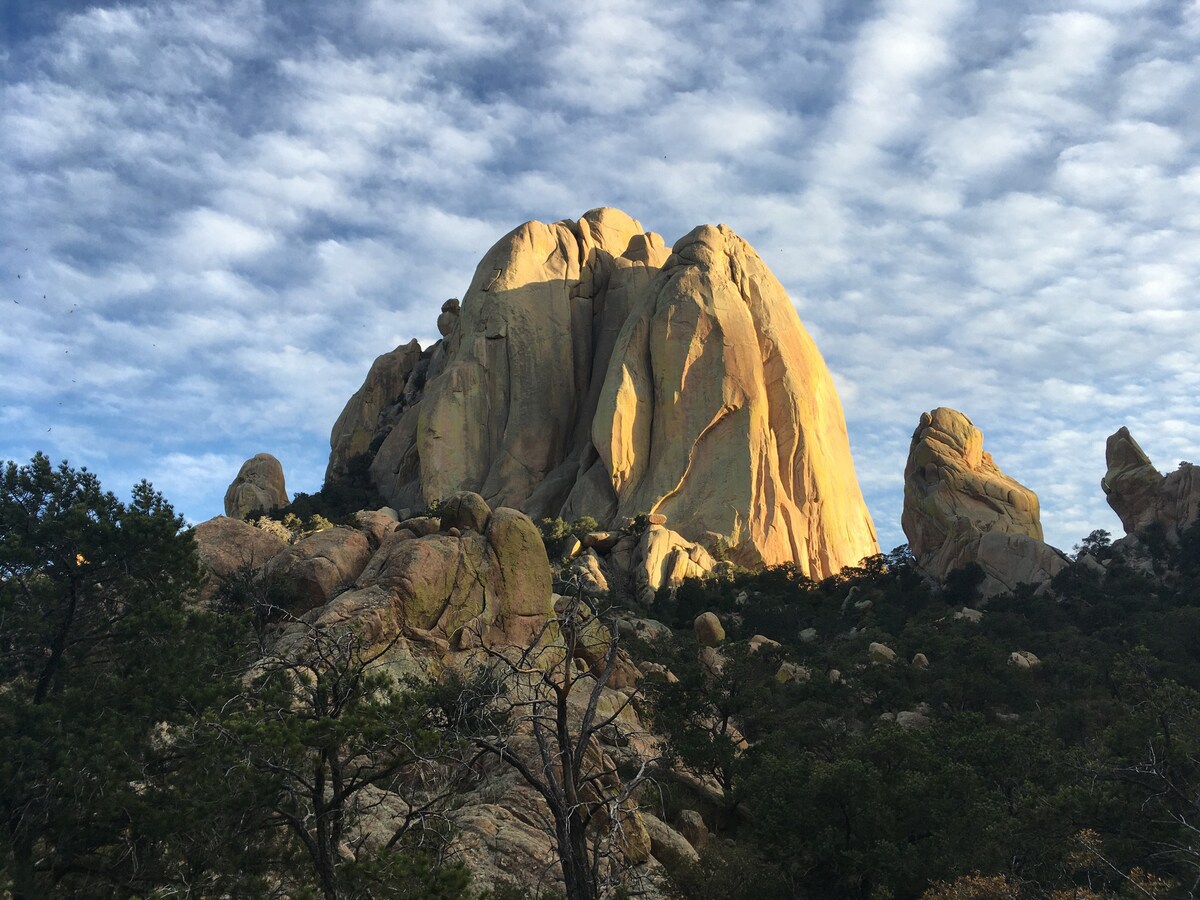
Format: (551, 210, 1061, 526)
(331, 208, 878, 579)
(224, 453, 288, 519)
(902, 408, 1067, 596)
(1103, 427, 1200, 535)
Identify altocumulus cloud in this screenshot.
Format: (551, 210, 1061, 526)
(2, 0, 1198, 554)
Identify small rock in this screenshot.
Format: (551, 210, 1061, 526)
(954, 606, 984, 624)
(581, 531, 619, 553)
(563, 536, 583, 559)
(1008, 650, 1040, 670)
(748, 634, 781, 653)
(828, 669, 842, 684)
(911, 652, 930, 669)
(854, 598, 874, 611)
(676, 810, 707, 850)
(868, 642, 897, 664)
(694, 611, 725, 647)
(799, 627, 818, 643)
(647, 513, 668, 526)
(775, 661, 811, 684)
(895, 709, 932, 728)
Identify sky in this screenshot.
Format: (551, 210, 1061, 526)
(3, 0, 1198, 555)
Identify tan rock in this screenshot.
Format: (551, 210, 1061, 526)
(1102, 427, 1199, 535)
(869, 642, 897, 664)
(331, 209, 879, 580)
(748, 634, 781, 653)
(326, 340, 424, 483)
(265, 527, 372, 613)
(353, 509, 398, 550)
(694, 611, 725, 647)
(223, 453, 288, 519)
(676, 810, 708, 850)
(440, 490, 492, 533)
(1008, 650, 1041, 670)
(193, 516, 287, 585)
(642, 812, 699, 864)
(638, 525, 716, 592)
(902, 408, 1069, 596)
(775, 661, 811, 684)
(911, 652, 930, 669)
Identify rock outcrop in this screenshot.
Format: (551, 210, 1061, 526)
(224, 453, 288, 518)
(330, 208, 878, 580)
(902, 408, 1068, 596)
(193, 516, 288, 597)
(326, 340, 424, 483)
(1102, 427, 1199, 535)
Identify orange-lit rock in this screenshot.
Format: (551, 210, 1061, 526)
(331, 208, 878, 579)
(902, 408, 1067, 596)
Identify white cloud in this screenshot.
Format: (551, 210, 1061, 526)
(2, 0, 1197, 562)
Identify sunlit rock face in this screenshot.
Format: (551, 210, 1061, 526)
(1103, 426, 1200, 535)
(223, 453, 288, 518)
(329, 208, 878, 579)
(902, 407, 1068, 596)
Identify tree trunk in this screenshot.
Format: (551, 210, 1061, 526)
(557, 814, 598, 900)
(10, 831, 38, 900)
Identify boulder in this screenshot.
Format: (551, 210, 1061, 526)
(223, 453, 288, 519)
(264, 527, 373, 613)
(775, 661, 811, 684)
(325, 500, 554, 648)
(911, 652, 930, 669)
(1009, 650, 1041, 670)
(193, 516, 287, 583)
(676, 810, 708, 850)
(902, 408, 1069, 596)
(868, 642, 897, 664)
(748, 634, 781, 653)
(1102, 427, 1199, 535)
(327, 208, 879, 579)
(642, 812, 699, 864)
(694, 612, 725, 647)
(440, 490, 492, 533)
(637, 525, 716, 592)
(354, 509, 399, 549)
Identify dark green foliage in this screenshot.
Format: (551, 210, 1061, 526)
(0, 454, 471, 899)
(275, 452, 387, 525)
(537, 515, 601, 557)
(196, 625, 469, 899)
(0, 453, 243, 897)
(647, 530, 1200, 899)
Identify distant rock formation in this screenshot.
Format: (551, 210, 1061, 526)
(328, 208, 878, 579)
(902, 408, 1068, 596)
(223, 453, 288, 518)
(1102, 427, 1199, 535)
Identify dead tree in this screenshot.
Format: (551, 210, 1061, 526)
(446, 584, 652, 900)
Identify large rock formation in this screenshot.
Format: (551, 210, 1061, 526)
(1102, 427, 1199, 535)
(224, 453, 288, 518)
(330, 208, 878, 579)
(902, 408, 1068, 596)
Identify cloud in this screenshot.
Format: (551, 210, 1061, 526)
(2, 0, 1197, 557)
